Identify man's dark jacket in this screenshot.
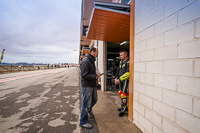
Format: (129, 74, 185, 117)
(80, 54, 96, 87)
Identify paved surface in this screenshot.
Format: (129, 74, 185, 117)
(0, 68, 81, 133)
(93, 90, 142, 133)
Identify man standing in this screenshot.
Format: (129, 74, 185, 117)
(79, 47, 99, 129)
(115, 50, 129, 117)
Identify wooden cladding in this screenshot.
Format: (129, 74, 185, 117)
(87, 3, 130, 43)
(82, 49, 90, 54)
(128, 0, 135, 122)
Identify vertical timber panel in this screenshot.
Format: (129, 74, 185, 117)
(128, 0, 135, 122)
(103, 41, 107, 91)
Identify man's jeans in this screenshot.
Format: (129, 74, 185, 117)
(80, 86, 98, 125)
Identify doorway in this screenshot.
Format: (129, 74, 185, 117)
(106, 41, 129, 90)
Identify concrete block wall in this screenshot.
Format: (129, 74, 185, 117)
(112, 0, 121, 3)
(133, 0, 200, 133)
(94, 40, 106, 91)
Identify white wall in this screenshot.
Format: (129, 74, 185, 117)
(133, 0, 200, 133)
(94, 40, 106, 91)
(112, 0, 121, 3)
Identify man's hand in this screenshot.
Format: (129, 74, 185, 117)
(96, 74, 103, 84)
(115, 78, 120, 85)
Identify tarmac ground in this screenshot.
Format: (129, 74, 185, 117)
(93, 90, 142, 133)
(0, 68, 81, 133)
(81, 87, 142, 133)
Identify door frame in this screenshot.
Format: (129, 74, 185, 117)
(128, 0, 135, 122)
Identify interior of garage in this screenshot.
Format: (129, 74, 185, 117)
(106, 41, 129, 90)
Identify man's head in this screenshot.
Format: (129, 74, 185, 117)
(119, 50, 128, 60)
(90, 47, 98, 58)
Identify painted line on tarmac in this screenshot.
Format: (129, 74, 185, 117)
(0, 71, 50, 83)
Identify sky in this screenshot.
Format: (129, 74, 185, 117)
(0, 0, 81, 64)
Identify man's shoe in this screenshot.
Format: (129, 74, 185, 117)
(118, 111, 125, 117)
(117, 108, 121, 112)
(117, 108, 128, 112)
(80, 123, 93, 129)
(88, 112, 94, 118)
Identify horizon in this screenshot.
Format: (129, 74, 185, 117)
(1, 62, 78, 65)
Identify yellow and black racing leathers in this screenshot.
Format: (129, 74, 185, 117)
(116, 59, 129, 113)
(116, 59, 130, 93)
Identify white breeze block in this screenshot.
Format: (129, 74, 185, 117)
(134, 52, 140, 62)
(140, 49, 154, 62)
(164, 0, 194, 17)
(177, 77, 200, 98)
(164, 60, 193, 76)
(140, 1, 155, 22)
(154, 74, 176, 91)
(134, 110, 139, 121)
(196, 19, 200, 38)
(139, 115, 153, 133)
(135, 23, 142, 34)
(134, 120, 145, 133)
(145, 73, 154, 85)
(194, 60, 200, 77)
(146, 85, 162, 101)
(178, 40, 200, 58)
(165, 22, 194, 45)
(139, 7, 164, 32)
(155, 44, 177, 60)
(140, 26, 155, 41)
(135, 40, 146, 52)
(176, 109, 200, 133)
(178, 1, 200, 26)
(155, 13, 177, 35)
(146, 34, 164, 50)
(135, 33, 141, 43)
(193, 98, 200, 118)
(135, 62, 146, 72)
(153, 126, 164, 133)
(146, 61, 163, 74)
(139, 94, 153, 109)
(140, 72, 146, 84)
(134, 100, 145, 116)
(134, 91, 139, 101)
(155, 0, 166, 10)
(134, 72, 140, 82)
(153, 100, 175, 122)
(163, 119, 186, 133)
(135, 0, 154, 15)
(163, 90, 192, 113)
(140, 73, 154, 85)
(145, 108, 162, 128)
(134, 82, 145, 94)
(135, 12, 141, 26)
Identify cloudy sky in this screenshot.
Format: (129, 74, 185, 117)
(0, 0, 81, 64)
